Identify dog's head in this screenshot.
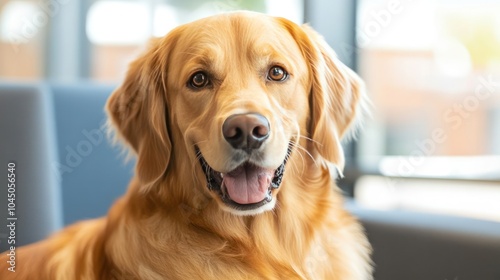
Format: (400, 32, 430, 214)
(107, 12, 365, 216)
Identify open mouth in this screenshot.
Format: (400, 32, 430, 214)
(197, 146, 291, 211)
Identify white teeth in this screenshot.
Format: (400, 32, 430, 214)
(265, 192, 272, 202)
(220, 173, 224, 178)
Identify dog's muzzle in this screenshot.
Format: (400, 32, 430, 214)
(197, 113, 290, 211)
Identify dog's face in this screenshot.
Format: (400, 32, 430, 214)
(107, 12, 364, 216)
(167, 14, 311, 215)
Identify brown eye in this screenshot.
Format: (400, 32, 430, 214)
(189, 72, 209, 88)
(267, 66, 288, 81)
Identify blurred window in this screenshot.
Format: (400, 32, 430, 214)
(0, 0, 45, 79)
(355, 0, 500, 221)
(357, 0, 500, 171)
(0, 0, 303, 81)
(86, 0, 304, 81)
(86, 1, 152, 45)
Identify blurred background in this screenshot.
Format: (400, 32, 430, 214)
(1, 0, 500, 278)
(1, 0, 500, 220)
(2, 0, 499, 221)
(355, 0, 500, 223)
(0, 0, 500, 221)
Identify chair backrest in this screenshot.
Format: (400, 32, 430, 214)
(50, 83, 134, 225)
(0, 82, 135, 252)
(0, 82, 63, 252)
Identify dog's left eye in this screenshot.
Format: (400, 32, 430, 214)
(267, 66, 288, 82)
(188, 71, 210, 89)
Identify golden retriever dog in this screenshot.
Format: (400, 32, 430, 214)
(1, 11, 371, 279)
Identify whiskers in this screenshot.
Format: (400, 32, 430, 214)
(289, 135, 318, 169)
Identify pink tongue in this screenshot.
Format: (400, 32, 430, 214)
(223, 164, 274, 205)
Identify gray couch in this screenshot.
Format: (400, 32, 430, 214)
(348, 202, 500, 280)
(1, 82, 499, 279)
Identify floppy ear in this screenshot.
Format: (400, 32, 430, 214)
(106, 38, 172, 188)
(280, 19, 366, 172)
(305, 25, 367, 172)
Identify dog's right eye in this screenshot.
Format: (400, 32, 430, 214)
(188, 72, 210, 89)
(267, 66, 288, 82)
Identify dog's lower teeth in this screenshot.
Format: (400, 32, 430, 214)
(197, 143, 292, 210)
(265, 191, 272, 202)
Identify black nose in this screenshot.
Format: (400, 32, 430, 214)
(222, 113, 270, 151)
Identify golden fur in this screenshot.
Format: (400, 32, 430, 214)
(0, 12, 372, 279)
